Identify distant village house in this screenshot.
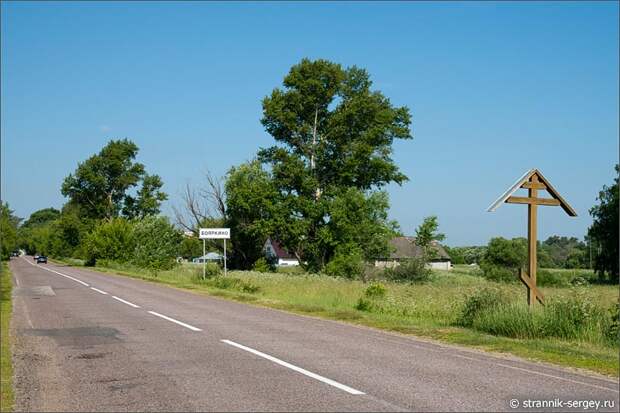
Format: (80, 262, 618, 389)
(375, 236, 452, 270)
(263, 238, 300, 267)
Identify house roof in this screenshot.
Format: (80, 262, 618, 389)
(386, 237, 451, 261)
(487, 168, 577, 216)
(266, 238, 296, 259)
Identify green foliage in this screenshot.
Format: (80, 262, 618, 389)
(257, 58, 411, 271)
(482, 237, 527, 269)
(20, 207, 59, 229)
(587, 164, 619, 283)
(478, 263, 517, 283)
(82, 218, 136, 264)
(1, 263, 15, 410)
(0, 203, 20, 260)
(384, 258, 432, 283)
(252, 257, 275, 273)
(123, 174, 168, 219)
(179, 236, 203, 260)
(328, 188, 400, 262)
(541, 236, 588, 269)
(354, 297, 374, 312)
(193, 262, 222, 281)
(469, 290, 614, 345)
(449, 246, 487, 265)
(324, 244, 365, 279)
(606, 302, 619, 344)
(132, 216, 182, 272)
(414, 216, 445, 261)
(206, 276, 260, 294)
(61, 139, 166, 220)
(456, 287, 508, 327)
(364, 282, 387, 298)
(225, 161, 279, 269)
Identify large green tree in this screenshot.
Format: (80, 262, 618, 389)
(588, 165, 619, 283)
(257, 59, 412, 270)
(225, 161, 279, 269)
(61, 139, 167, 219)
(20, 207, 60, 229)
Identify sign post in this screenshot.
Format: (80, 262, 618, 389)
(487, 169, 577, 306)
(199, 228, 231, 277)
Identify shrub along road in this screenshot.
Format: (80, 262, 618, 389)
(9, 257, 619, 412)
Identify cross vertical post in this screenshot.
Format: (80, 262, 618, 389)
(527, 175, 538, 306)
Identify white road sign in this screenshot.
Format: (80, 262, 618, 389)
(199, 228, 230, 239)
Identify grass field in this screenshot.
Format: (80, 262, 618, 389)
(54, 259, 619, 377)
(0, 262, 14, 412)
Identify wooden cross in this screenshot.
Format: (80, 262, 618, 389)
(488, 169, 577, 306)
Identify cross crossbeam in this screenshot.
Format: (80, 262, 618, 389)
(506, 196, 560, 206)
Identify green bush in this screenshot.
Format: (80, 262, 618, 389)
(479, 263, 517, 283)
(483, 237, 527, 268)
(82, 218, 136, 265)
(606, 302, 619, 344)
(192, 262, 222, 281)
(355, 297, 374, 312)
(456, 287, 508, 327)
(324, 245, 365, 279)
(354, 282, 388, 312)
(252, 257, 274, 273)
(385, 258, 431, 283)
(206, 276, 260, 294)
(364, 282, 387, 298)
(132, 216, 182, 272)
(537, 269, 570, 287)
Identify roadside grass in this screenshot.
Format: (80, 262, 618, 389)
(0, 262, 14, 412)
(52, 259, 619, 377)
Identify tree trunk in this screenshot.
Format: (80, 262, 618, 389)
(310, 108, 322, 200)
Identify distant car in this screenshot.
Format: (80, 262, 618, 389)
(10, 251, 19, 257)
(33, 255, 39, 261)
(36, 256, 47, 264)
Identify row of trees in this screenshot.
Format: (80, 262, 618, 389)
(448, 236, 591, 269)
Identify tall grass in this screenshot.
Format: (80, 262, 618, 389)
(1, 262, 14, 412)
(461, 287, 618, 347)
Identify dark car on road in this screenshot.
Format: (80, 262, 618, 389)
(36, 256, 48, 264)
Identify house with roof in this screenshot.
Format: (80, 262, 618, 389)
(375, 236, 452, 270)
(263, 238, 300, 266)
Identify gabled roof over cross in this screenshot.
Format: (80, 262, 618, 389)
(487, 168, 577, 217)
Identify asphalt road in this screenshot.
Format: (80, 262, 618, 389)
(8, 257, 619, 412)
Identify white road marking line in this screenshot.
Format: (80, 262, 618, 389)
(23, 257, 90, 286)
(90, 287, 108, 295)
(495, 362, 619, 393)
(221, 339, 365, 395)
(112, 296, 140, 308)
(147, 311, 202, 332)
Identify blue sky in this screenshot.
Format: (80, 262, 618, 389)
(1, 1, 618, 246)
